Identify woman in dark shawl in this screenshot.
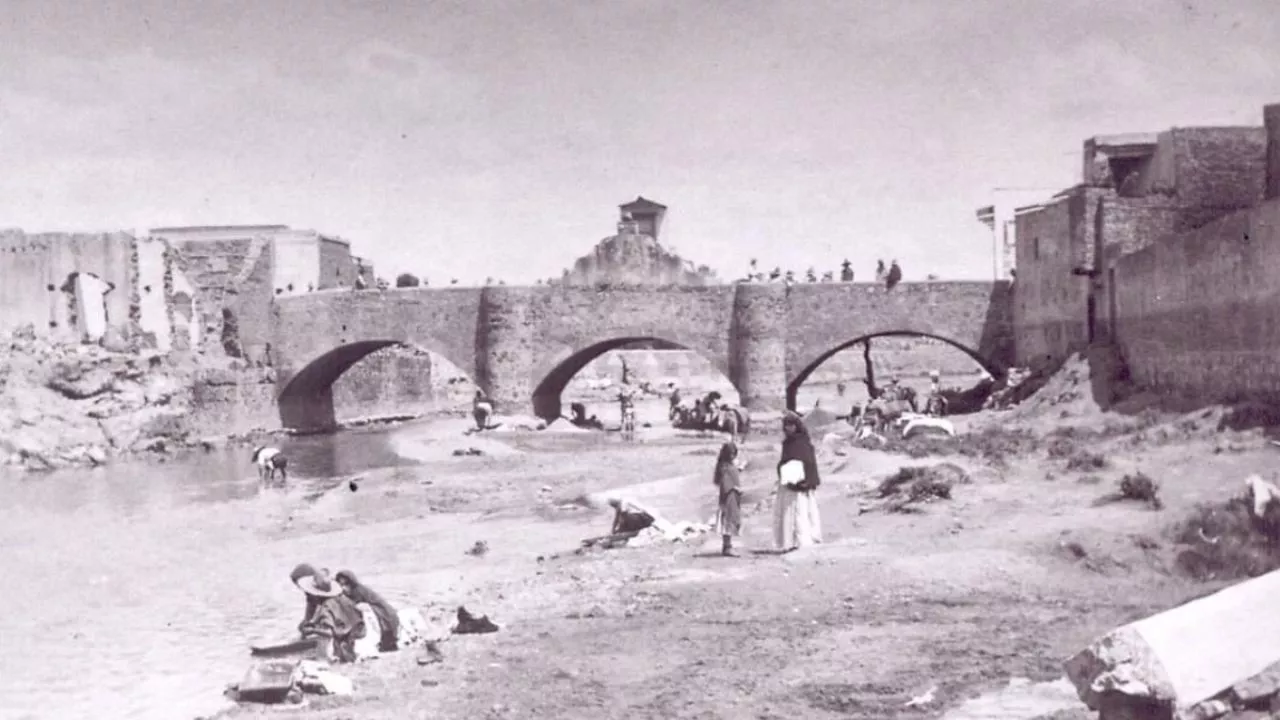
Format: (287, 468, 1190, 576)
(297, 572, 367, 663)
(713, 442, 748, 556)
(773, 411, 824, 551)
(335, 570, 401, 651)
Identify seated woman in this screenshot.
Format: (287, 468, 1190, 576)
(335, 570, 401, 652)
(296, 572, 367, 663)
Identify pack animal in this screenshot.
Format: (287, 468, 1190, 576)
(252, 446, 289, 482)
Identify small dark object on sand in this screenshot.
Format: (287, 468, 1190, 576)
(348, 479, 359, 492)
(416, 640, 445, 665)
(467, 540, 489, 557)
(452, 447, 485, 457)
(454, 606, 500, 635)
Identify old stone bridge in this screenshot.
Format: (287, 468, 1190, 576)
(269, 282, 1014, 430)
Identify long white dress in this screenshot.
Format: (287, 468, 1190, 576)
(773, 462, 823, 550)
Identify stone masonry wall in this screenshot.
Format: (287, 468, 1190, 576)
(272, 281, 1012, 425)
(1168, 127, 1268, 220)
(169, 238, 257, 355)
(1111, 198, 1280, 403)
(331, 345, 449, 421)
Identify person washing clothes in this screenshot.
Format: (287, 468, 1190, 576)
(713, 442, 749, 557)
(289, 563, 325, 634)
(297, 571, 367, 663)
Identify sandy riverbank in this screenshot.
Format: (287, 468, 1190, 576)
(208, 356, 1280, 720)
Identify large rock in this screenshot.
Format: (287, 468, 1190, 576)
(101, 406, 190, 451)
(45, 364, 116, 399)
(1066, 569, 1280, 716)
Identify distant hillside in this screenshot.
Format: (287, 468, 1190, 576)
(557, 231, 718, 287)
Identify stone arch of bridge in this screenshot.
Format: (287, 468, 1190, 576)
(786, 330, 1008, 411)
(531, 334, 735, 422)
(276, 338, 473, 432)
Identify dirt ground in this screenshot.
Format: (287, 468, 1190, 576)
(212, 365, 1280, 720)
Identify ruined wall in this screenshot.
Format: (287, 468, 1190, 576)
(167, 245, 200, 352)
(319, 237, 356, 289)
(1111, 199, 1280, 403)
(225, 240, 275, 364)
(134, 236, 172, 350)
(272, 231, 320, 296)
(169, 236, 274, 362)
(0, 231, 134, 341)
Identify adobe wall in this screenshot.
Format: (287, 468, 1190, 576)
(271, 231, 320, 296)
(1013, 194, 1093, 366)
(1111, 198, 1280, 403)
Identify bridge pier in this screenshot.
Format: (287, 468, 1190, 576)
(729, 283, 789, 413)
(476, 286, 537, 415)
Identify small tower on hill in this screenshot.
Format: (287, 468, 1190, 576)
(617, 196, 667, 241)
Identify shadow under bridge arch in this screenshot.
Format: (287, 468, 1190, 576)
(786, 331, 1008, 411)
(531, 336, 737, 422)
(277, 340, 473, 432)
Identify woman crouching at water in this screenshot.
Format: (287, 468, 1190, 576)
(713, 442, 748, 557)
(290, 563, 324, 633)
(335, 570, 400, 651)
(774, 411, 823, 552)
(296, 572, 367, 663)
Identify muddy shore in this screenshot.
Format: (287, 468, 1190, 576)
(207, 360, 1279, 720)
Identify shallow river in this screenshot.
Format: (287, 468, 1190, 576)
(0, 425, 418, 720)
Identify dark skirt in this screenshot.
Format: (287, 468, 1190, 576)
(716, 490, 742, 537)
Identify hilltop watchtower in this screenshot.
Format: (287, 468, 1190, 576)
(618, 196, 667, 241)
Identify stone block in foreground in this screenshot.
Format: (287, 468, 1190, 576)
(1065, 569, 1280, 716)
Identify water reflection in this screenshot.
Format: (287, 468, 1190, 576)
(0, 422, 421, 720)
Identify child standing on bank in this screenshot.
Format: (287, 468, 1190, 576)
(713, 442, 748, 556)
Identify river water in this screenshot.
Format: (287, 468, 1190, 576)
(0, 426, 416, 720)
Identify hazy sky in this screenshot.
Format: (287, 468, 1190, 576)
(1, 0, 1275, 284)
